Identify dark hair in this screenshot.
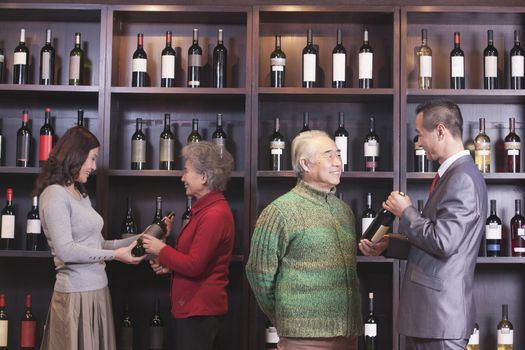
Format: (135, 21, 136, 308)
(33, 126, 100, 197)
(415, 99, 463, 139)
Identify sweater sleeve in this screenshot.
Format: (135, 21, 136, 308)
(102, 235, 139, 250)
(245, 204, 288, 324)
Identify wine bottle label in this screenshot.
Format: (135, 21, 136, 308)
(485, 223, 502, 239)
(271, 57, 286, 71)
(1, 215, 15, 239)
(505, 141, 520, 151)
(20, 320, 36, 347)
(518, 228, 525, 236)
(132, 139, 146, 163)
(332, 53, 346, 82)
(0, 54, 4, 63)
(369, 224, 389, 243)
(303, 54, 316, 82)
(364, 323, 377, 337)
(42, 52, 51, 79)
(497, 329, 513, 345)
(14, 52, 27, 65)
(121, 233, 135, 239)
(161, 55, 175, 79)
(484, 56, 498, 77)
(265, 326, 280, 343)
(359, 52, 373, 79)
(468, 330, 479, 345)
(26, 219, 41, 234)
(69, 56, 81, 79)
(335, 136, 348, 166)
(419, 56, 432, 78)
(149, 326, 164, 349)
(188, 54, 202, 67)
(415, 148, 426, 156)
(511, 56, 524, 77)
(17, 136, 30, 162)
(514, 247, 525, 253)
(362, 218, 374, 234)
(364, 140, 379, 157)
(40, 135, 53, 161)
(132, 58, 147, 73)
(0, 320, 7, 346)
(159, 139, 174, 162)
(119, 327, 133, 350)
(475, 149, 490, 156)
(451, 56, 464, 77)
(270, 140, 285, 155)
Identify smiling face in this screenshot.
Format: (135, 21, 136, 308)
(181, 160, 209, 199)
(76, 147, 98, 183)
(302, 137, 342, 192)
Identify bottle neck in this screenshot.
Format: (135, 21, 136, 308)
(366, 193, 372, 209)
(502, 304, 508, 320)
(165, 32, 172, 47)
(336, 29, 342, 45)
(46, 29, 52, 44)
(369, 118, 375, 132)
(307, 30, 313, 45)
(136, 118, 142, 131)
(488, 30, 494, 45)
(192, 120, 199, 132)
(274, 118, 280, 132)
(217, 29, 223, 45)
(137, 34, 143, 49)
(192, 29, 199, 44)
(164, 115, 170, 131)
(509, 118, 515, 133)
(479, 119, 486, 134)
(490, 200, 497, 215)
(516, 200, 521, 215)
(454, 32, 461, 48)
(75, 33, 81, 48)
(363, 30, 369, 44)
(275, 35, 281, 50)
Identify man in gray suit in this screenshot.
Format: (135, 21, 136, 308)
(360, 99, 487, 349)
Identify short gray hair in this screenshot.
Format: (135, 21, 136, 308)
(291, 130, 331, 178)
(182, 141, 234, 192)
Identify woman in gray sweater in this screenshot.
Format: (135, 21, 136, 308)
(34, 126, 144, 350)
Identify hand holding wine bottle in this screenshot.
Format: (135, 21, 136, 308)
(149, 258, 171, 275)
(139, 212, 175, 256)
(114, 239, 145, 264)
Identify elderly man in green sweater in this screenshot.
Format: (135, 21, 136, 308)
(246, 130, 362, 350)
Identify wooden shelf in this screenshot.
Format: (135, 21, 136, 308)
(477, 257, 525, 264)
(0, 167, 41, 175)
(110, 87, 248, 96)
(257, 87, 394, 102)
(107, 169, 245, 178)
(257, 170, 394, 179)
(407, 89, 525, 104)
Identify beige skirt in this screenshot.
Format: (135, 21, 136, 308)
(40, 286, 116, 350)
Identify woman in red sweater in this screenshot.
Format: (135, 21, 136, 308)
(143, 141, 235, 350)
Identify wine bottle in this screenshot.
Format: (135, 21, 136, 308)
(160, 31, 176, 88)
(364, 292, 377, 350)
(361, 192, 376, 235)
(486, 199, 502, 257)
(212, 113, 227, 158)
(119, 303, 133, 350)
(77, 109, 84, 127)
(302, 29, 317, 88)
(187, 118, 202, 144)
(359, 29, 373, 88)
(300, 111, 310, 133)
(417, 199, 425, 214)
(362, 192, 405, 243)
(181, 196, 192, 230)
(26, 196, 41, 251)
(511, 199, 525, 257)
(131, 211, 174, 258)
(213, 29, 227, 88)
(20, 294, 36, 350)
(413, 135, 428, 172)
(159, 113, 175, 170)
(132, 33, 148, 87)
(149, 298, 164, 350)
(16, 111, 32, 167)
(417, 29, 432, 89)
(332, 28, 346, 88)
(511, 30, 524, 89)
(0, 49, 4, 83)
(13, 29, 29, 85)
(497, 304, 513, 350)
(187, 28, 202, 88)
(69, 32, 84, 86)
(39, 29, 55, 85)
(270, 35, 286, 88)
(467, 323, 479, 350)
(474, 117, 491, 173)
(334, 112, 349, 171)
(121, 197, 137, 239)
(39, 107, 54, 166)
(450, 31, 465, 89)
(131, 117, 146, 170)
(505, 117, 520, 173)
(0, 188, 15, 250)
(484, 30, 498, 89)
(269, 117, 285, 171)
(265, 321, 279, 350)
(364, 117, 380, 172)
(0, 294, 7, 350)
(152, 196, 163, 225)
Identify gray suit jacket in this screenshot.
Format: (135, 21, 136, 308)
(397, 155, 487, 339)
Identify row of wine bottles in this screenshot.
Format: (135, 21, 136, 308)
(0, 293, 37, 350)
(0, 29, 85, 85)
(416, 29, 525, 89)
(466, 304, 515, 349)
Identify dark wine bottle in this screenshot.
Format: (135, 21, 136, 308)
(0, 294, 7, 350)
(510, 30, 524, 90)
(334, 112, 349, 171)
(270, 35, 286, 88)
(269, 117, 285, 171)
(265, 321, 279, 349)
(26, 196, 41, 251)
(300, 111, 310, 133)
(69, 32, 84, 86)
(16, 111, 32, 167)
(364, 117, 380, 172)
(213, 29, 227, 88)
(511, 199, 525, 257)
(152, 196, 163, 225)
(484, 30, 498, 89)
(486, 199, 502, 257)
(361, 192, 376, 236)
(332, 28, 346, 88)
(160, 31, 176, 88)
(181, 196, 192, 230)
(0, 49, 4, 83)
(149, 298, 164, 350)
(20, 294, 36, 350)
(450, 31, 465, 89)
(417, 199, 425, 214)
(302, 29, 317, 88)
(132, 33, 148, 87)
(364, 292, 378, 350)
(496, 304, 514, 349)
(159, 113, 175, 170)
(505, 117, 520, 173)
(77, 109, 84, 127)
(362, 192, 405, 243)
(187, 118, 202, 144)
(212, 113, 227, 158)
(131, 117, 146, 170)
(413, 135, 428, 172)
(131, 211, 174, 258)
(0, 188, 15, 250)
(40, 29, 55, 85)
(119, 303, 133, 350)
(187, 28, 202, 88)
(359, 29, 373, 88)
(39, 107, 54, 166)
(121, 197, 137, 239)
(13, 29, 29, 85)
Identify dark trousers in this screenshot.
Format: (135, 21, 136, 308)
(173, 316, 225, 350)
(406, 336, 468, 350)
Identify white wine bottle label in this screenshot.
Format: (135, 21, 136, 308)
(161, 55, 175, 79)
(270, 141, 285, 153)
(132, 140, 146, 163)
(485, 223, 502, 239)
(26, 219, 41, 234)
(362, 218, 374, 234)
(335, 136, 348, 166)
(475, 149, 490, 156)
(359, 52, 373, 79)
(271, 57, 286, 71)
(419, 55, 432, 78)
(415, 148, 426, 156)
(42, 52, 51, 79)
(14, 52, 27, 65)
(468, 330, 479, 345)
(69, 56, 81, 79)
(518, 228, 525, 236)
(497, 329, 513, 345)
(511, 56, 524, 77)
(451, 56, 464, 77)
(514, 247, 525, 253)
(364, 323, 377, 337)
(303, 54, 316, 82)
(364, 140, 379, 157)
(507, 149, 520, 156)
(332, 53, 346, 82)
(265, 326, 280, 343)
(132, 58, 147, 73)
(484, 56, 498, 77)
(159, 139, 174, 162)
(0, 54, 4, 63)
(188, 54, 202, 67)
(505, 141, 520, 151)
(0, 319, 7, 346)
(1, 215, 15, 239)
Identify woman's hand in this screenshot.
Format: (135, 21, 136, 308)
(359, 236, 389, 256)
(163, 214, 175, 240)
(142, 234, 167, 256)
(114, 240, 145, 264)
(150, 258, 171, 275)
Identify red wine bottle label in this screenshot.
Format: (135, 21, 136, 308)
(335, 136, 348, 166)
(0, 320, 7, 346)
(271, 58, 286, 70)
(265, 326, 279, 344)
(362, 218, 374, 234)
(20, 320, 36, 347)
(132, 58, 147, 73)
(364, 141, 379, 157)
(303, 54, 316, 82)
(39, 135, 53, 161)
(161, 56, 175, 79)
(26, 219, 41, 234)
(359, 52, 373, 79)
(14, 52, 27, 65)
(119, 327, 133, 350)
(0, 215, 15, 239)
(188, 54, 202, 68)
(486, 223, 502, 239)
(364, 323, 377, 337)
(512, 56, 525, 77)
(270, 141, 285, 155)
(451, 57, 464, 77)
(505, 142, 520, 153)
(484, 57, 497, 77)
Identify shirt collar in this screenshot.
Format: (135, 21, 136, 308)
(437, 150, 470, 177)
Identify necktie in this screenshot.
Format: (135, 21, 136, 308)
(429, 173, 440, 194)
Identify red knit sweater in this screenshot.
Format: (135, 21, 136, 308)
(158, 191, 234, 318)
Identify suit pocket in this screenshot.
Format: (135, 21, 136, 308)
(410, 268, 443, 291)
